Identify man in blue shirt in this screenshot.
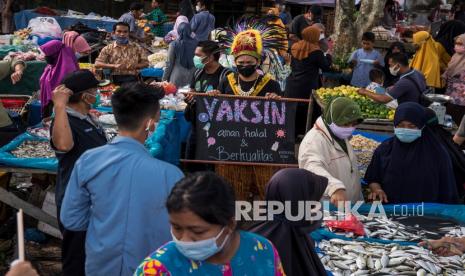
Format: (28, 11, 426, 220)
(61, 82, 184, 276)
(276, 3, 292, 26)
(191, 0, 215, 41)
(119, 2, 145, 42)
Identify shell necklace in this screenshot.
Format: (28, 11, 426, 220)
(237, 75, 259, 96)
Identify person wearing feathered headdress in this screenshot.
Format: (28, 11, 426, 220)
(216, 17, 287, 98)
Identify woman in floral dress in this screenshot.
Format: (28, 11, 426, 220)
(134, 172, 285, 276)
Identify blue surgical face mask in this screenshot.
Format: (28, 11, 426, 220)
(75, 53, 83, 60)
(172, 227, 230, 261)
(193, 56, 206, 69)
(115, 36, 129, 45)
(394, 127, 422, 143)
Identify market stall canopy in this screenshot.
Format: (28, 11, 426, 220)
(285, 0, 336, 6)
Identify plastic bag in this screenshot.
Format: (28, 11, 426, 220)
(27, 17, 62, 38)
(325, 215, 366, 236)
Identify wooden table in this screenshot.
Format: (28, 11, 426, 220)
(0, 166, 58, 229)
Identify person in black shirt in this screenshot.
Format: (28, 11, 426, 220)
(50, 70, 108, 276)
(189, 41, 230, 94)
(289, 5, 323, 42)
(285, 25, 330, 137)
(184, 41, 230, 167)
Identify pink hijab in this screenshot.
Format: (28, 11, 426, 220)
(63, 31, 91, 53)
(444, 34, 465, 78)
(39, 40, 79, 111)
(165, 16, 194, 41)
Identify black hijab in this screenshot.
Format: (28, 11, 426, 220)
(365, 103, 459, 204)
(435, 20, 465, 56)
(249, 168, 328, 276)
(425, 108, 465, 199)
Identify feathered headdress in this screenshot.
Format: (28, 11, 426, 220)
(230, 29, 263, 61)
(216, 17, 290, 88)
(216, 16, 287, 60)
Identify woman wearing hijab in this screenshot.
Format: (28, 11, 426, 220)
(250, 168, 328, 276)
(162, 22, 197, 88)
(444, 34, 465, 125)
(425, 108, 465, 200)
(39, 40, 79, 117)
(62, 31, 92, 60)
(285, 26, 331, 136)
(299, 97, 364, 205)
(384, 41, 407, 87)
(164, 15, 192, 43)
(410, 31, 450, 89)
(365, 102, 459, 204)
(435, 20, 465, 56)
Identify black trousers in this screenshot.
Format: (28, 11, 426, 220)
(57, 207, 86, 276)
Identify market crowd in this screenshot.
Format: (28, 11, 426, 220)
(3, 0, 465, 276)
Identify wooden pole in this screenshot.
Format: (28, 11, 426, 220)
(306, 92, 315, 132)
(185, 92, 312, 103)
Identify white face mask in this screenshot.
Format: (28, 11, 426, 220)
(319, 33, 325, 40)
(172, 227, 230, 261)
(196, 5, 202, 12)
(389, 64, 400, 76)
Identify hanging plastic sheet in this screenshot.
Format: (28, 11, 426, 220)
(145, 110, 182, 166)
(0, 132, 57, 171)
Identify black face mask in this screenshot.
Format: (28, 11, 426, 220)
(237, 65, 257, 78)
(45, 56, 56, 65)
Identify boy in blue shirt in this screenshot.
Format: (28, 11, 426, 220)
(349, 32, 384, 87)
(366, 68, 386, 94)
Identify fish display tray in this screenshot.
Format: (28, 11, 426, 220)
(393, 216, 463, 240)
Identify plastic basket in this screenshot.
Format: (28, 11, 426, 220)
(0, 95, 32, 114)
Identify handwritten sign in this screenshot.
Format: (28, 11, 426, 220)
(195, 96, 297, 164)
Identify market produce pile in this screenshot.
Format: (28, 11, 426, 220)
(14, 28, 32, 40)
(316, 86, 395, 120)
(10, 141, 54, 159)
(318, 238, 465, 276)
(350, 135, 381, 177)
(148, 50, 168, 68)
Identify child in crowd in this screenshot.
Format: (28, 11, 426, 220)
(366, 68, 398, 109)
(366, 68, 386, 94)
(349, 32, 384, 88)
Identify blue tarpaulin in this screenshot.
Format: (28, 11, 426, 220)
(14, 10, 117, 32)
(0, 132, 57, 171)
